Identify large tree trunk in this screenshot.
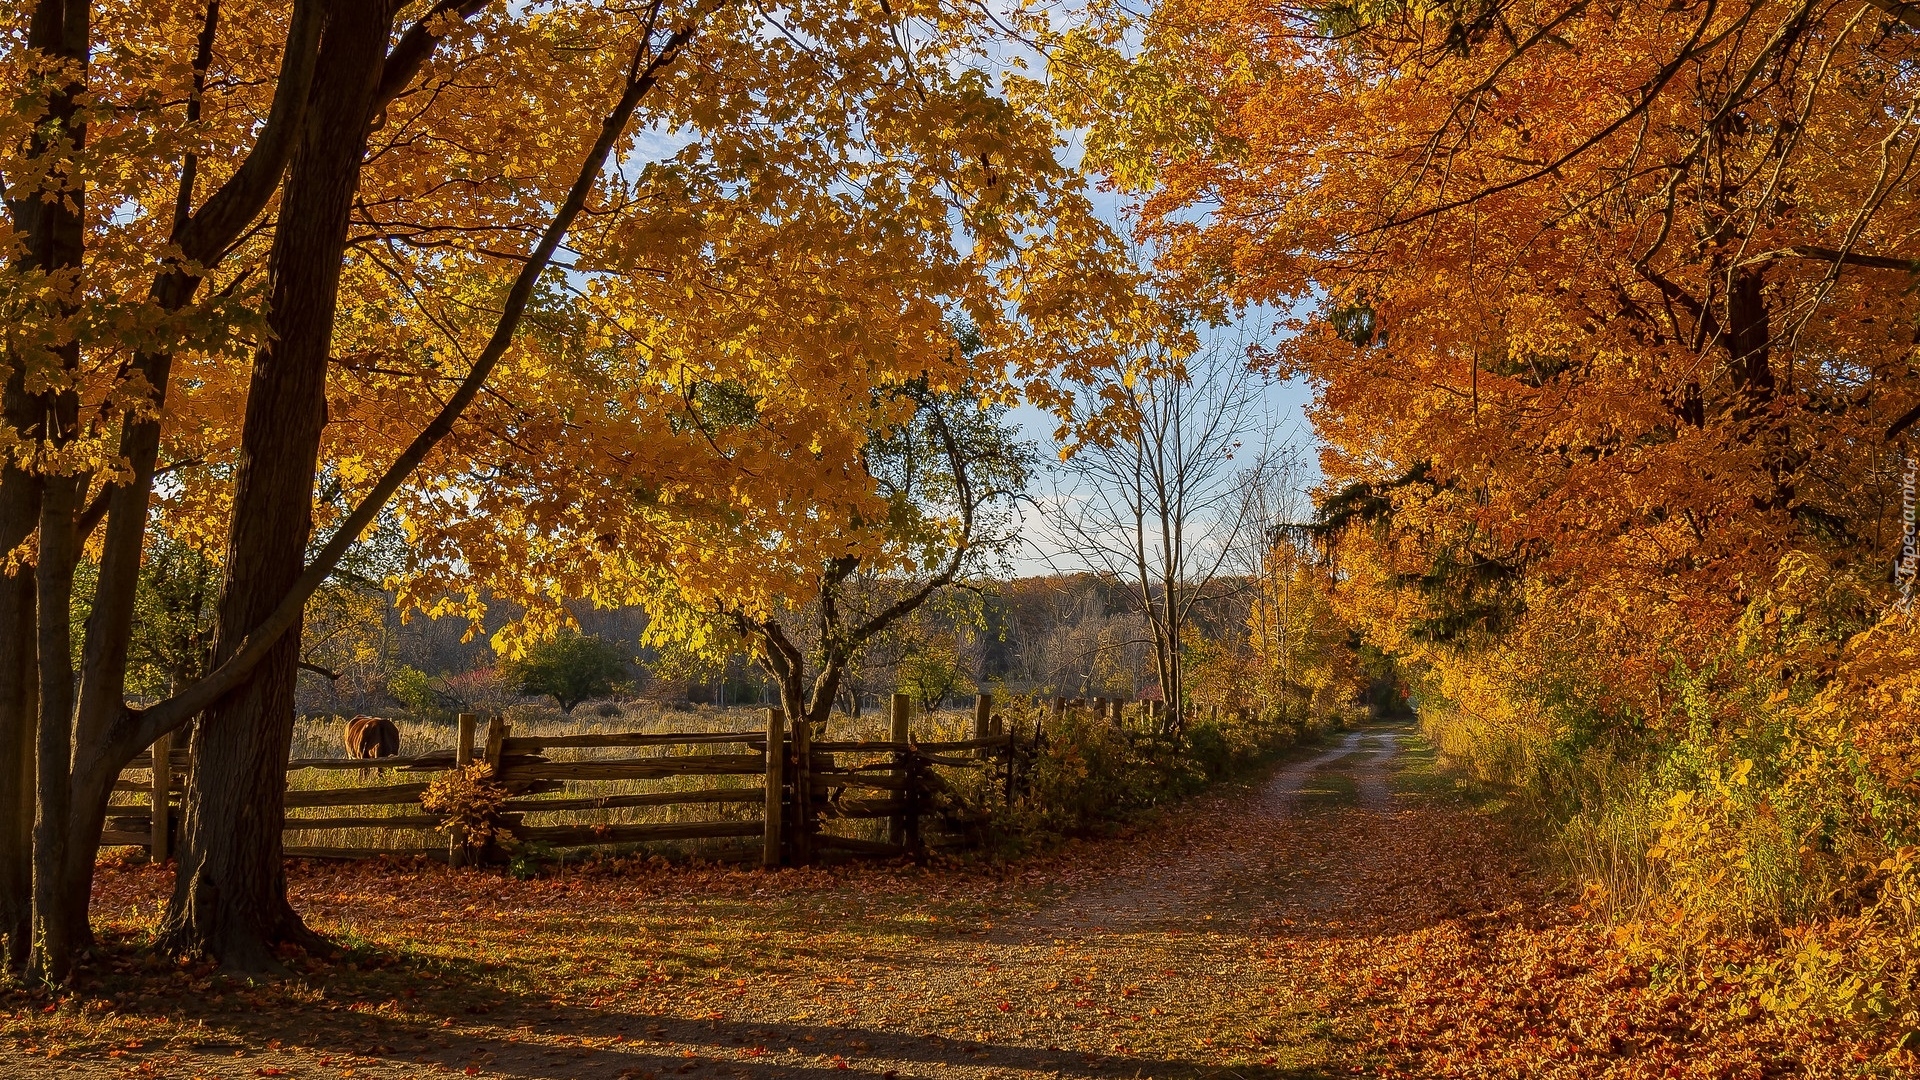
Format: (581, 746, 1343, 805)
(1726, 267, 1774, 416)
(0, 328, 43, 974)
(59, 274, 213, 961)
(156, 0, 393, 971)
(750, 622, 847, 735)
(56, 0, 323, 971)
(768, 657, 809, 735)
(801, 661, 843, 731)
(6, 0, 91, 985)
(32, 472, 83, 981)
(0, 462, 39, 973)
(1722, 266, 1796, 515)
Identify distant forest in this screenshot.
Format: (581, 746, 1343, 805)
(293, 573, 1256, 719)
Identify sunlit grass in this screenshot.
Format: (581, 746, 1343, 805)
(273, 702, 986, 858)
(93, 701, 1014, 861)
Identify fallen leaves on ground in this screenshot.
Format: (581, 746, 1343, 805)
(1, 725, 1908, 1078)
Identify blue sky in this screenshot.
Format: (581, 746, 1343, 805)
(1003, 126, 1323, 575)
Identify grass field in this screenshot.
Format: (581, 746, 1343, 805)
(111, 702, 989, 862)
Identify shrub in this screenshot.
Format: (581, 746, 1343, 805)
(897, 642, 974, 714)
(959, 694, 1329, 847)
(501, 631, 631, 713)
(1185, 721, 1234, 780)
(422, 762, 512, 861)
(388, 665, 444, 718)
(1408, 554, 1920, 1043)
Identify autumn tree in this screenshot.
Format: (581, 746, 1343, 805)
(2, 0, 717, 976)
(4, 0, 1159, 979)
(1058, 0, 1920, 1001)
(458, 379, 1033, 733)
(895, 626, 979, 715)
(2, 0, 330, 978)
(1229, 445, 1318, 712)
(1061, 0, 1920, 676)
(714, 383, 1031, 730)
(513, 379, 1035, 734)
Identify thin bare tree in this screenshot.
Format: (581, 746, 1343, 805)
(1042, 340, 1274, 731)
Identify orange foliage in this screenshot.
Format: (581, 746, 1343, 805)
(1057, 0, 1920, 1044)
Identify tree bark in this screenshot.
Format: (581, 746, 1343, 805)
(53, 0, 321, 972)
(0, 307, 43, 974)
(747, 621, 846, 736)
(32, 472, 82, 981)
(1726, 266, 1774, 414)
(4, 0, 90, 984)
(156, 0, 394, 971)
(0, 459, 39, 973)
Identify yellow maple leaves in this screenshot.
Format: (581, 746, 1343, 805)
(0, 0, 1174, 653)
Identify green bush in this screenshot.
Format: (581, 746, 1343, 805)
(501, 631, 631, 713)
(388, 665, 446, 719)
(1185, 720, 1234, 780)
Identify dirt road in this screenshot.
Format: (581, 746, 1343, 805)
(3, 724, 1542, 1079)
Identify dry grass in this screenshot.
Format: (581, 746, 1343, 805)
(1415, 707, 1664, 925)
(273, 702, 985, 858)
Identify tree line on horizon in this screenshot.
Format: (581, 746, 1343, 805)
(289, 569, 1305, 721)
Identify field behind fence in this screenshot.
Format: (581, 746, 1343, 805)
(102, 695, 1028, 867)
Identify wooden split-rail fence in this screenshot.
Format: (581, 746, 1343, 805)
(102, 693, 1017, 868)
(1043, 694, 1256, 732)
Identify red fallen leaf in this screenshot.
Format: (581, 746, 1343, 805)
(255, 1069, 288, 1077)
(997, 1002, 1011, 1011)
(831, 1056, 850, 1069)
(464, 1068, 480, 1076)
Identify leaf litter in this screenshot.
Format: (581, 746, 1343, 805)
(2, 723, 1905, 1078)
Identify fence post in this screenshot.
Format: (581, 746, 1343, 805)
(889, 693, 911, 848)
(972, 693, 992, 759)
(991, 711, 1010, 803)
(791, 710, 812, 866)
(149, 731, 170, 862)
(904, 750, 923, 863)
(763, 708, 784, 868)
(483, 714, 507, 776)
(449, 713, 477, 868)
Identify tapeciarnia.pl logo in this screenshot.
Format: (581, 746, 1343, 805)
(1899, 455, 1917, 614)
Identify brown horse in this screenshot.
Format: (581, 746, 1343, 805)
(344, 715, 400, 761)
